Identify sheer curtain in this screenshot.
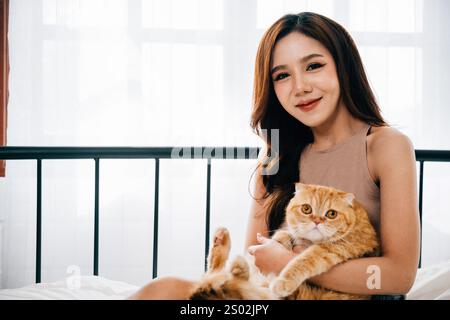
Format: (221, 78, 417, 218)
(0, 0, 449, 288)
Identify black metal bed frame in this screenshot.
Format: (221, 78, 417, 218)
(1, 147, 450, 284)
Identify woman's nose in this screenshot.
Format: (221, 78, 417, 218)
(293, 75, 312, 96)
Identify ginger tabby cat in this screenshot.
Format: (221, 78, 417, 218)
(189, 183, 379, 300)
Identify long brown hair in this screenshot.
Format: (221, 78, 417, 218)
(250, 12, 387, 235)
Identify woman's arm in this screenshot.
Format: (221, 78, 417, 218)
(309, 129, 421, 295)
(244, 160, 270, 249)
(308, 256, 413, 295)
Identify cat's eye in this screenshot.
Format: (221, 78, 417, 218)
(301, 204, 312, 215)
(325, 210, 338, 219)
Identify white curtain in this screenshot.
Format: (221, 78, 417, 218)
(0, 0, 449, 289)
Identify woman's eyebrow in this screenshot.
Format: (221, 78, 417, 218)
(271, 53, 324, 75)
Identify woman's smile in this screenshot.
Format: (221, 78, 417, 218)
(271, 32, 341, 128)
(296, 97, 322, 112)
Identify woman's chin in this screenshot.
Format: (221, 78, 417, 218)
(294, 114, 327, 128)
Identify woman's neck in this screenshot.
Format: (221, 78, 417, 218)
(309, 103, 367, 151)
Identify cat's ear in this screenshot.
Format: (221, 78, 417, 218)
(295, 182, 307, 194)
(343, 193, 355, 206)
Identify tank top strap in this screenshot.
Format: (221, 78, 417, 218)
(363, 123, 372, 138)
(357, 123, 372, 141)
(356, 123, 372, 158)
(358, 123, 379, 189)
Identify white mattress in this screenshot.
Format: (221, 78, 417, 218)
(1, 261, 450, 300)
(0, 276, 139, 300)
(406, 260, 450, 300)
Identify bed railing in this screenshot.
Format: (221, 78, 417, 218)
(1, 147, 450, 283)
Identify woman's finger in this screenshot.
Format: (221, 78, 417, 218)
(247, 245, 256, 255)
(256, 233, 268, 244)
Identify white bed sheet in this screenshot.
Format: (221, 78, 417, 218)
(0, 276, 139, 300)
(407, 260, 450, 300)
(1, 261, 450, 300)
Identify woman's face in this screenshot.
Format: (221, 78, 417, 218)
(271, 32, 342, 128)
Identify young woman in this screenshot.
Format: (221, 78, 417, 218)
(246, 12, 419, 297)
(129, 12, 420, 299)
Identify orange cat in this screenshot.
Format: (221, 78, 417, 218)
(270, 182, 379, 299)
(189, 183, 379, 300)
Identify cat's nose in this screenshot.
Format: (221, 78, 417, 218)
(312, 217, 323, 225)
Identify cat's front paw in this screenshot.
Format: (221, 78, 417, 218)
(270, 277, 298, 298)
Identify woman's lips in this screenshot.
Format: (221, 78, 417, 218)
(296, 97, 322, 112)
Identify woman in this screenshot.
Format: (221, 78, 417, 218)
(129, 12, 420, 299)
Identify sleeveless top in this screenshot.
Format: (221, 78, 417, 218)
(299, 124, 380, 233)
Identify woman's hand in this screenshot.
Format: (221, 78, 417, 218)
(248, 233, 301, 275)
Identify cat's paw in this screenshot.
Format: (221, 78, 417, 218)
(272, 230, 293, 250)
(213, 227, 230, 247)
(230, 255, 250, 280)
(208, 227, 231, 272)
(270, 277, 298, 297)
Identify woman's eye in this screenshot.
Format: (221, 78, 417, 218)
(273, 73, 289, 81)
(306, 63, 324, 71)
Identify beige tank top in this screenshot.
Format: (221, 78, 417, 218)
(299, 124, 380, 233)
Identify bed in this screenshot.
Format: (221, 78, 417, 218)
(0, 259, 450, 300)
(0, 276, 139, 300)
(405, 260, 450, 300)
(1, 147, 450, 300)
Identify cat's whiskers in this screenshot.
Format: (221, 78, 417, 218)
(316, 224, 336, 239)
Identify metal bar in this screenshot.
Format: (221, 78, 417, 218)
(204, 158, 211, 272)
(1, 147, 448, 161)
(0, 146, 261, 160)
(152, 158, 160, 279)
(418, 161, 424, 268)
(36, 159, 42, 283)
(93, 158, 100, 275)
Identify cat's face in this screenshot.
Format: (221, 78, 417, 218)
(285, 183, 356, 243)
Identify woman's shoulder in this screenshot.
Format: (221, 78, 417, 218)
(368, 126, 414, 153)
(367, 126, 416, 177)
